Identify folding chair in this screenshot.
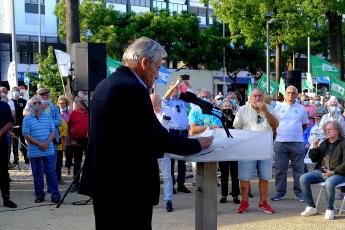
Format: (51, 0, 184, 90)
(315, 182, 345, 215)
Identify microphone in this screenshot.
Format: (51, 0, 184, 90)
(179, 91, 214, 111)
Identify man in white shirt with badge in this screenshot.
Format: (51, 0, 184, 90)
(233, 88, 278, 214)
(271, 85, 309, 202)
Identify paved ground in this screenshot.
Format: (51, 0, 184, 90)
(1, 162, 345, 230)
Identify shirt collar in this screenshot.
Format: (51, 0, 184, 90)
(130, 69, 148, 89)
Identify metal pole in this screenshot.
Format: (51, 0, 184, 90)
(292, 51, 295, 70)
(38, 0, 41, 55)
(266, 20, 270, 95)
(11, 0, 18, 87)
(222, 22, 226, 96)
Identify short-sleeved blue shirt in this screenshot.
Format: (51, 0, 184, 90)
(188, 106, 222, 127)
(22, 112, 55, 157)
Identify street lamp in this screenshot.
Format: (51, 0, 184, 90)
(265, 12, 279, 95)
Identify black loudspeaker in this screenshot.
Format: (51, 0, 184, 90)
(70, 43, 106, 91)
(286, 70, 302, 93)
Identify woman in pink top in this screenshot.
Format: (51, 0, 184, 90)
(301, 95, 317, 127)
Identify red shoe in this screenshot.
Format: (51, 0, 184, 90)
(259, 200, 275, 214)
(236, 200, 249, 213)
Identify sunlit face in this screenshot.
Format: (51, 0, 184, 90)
(142, 59, 162, 88)
(285, 86, 298, 104)
(250, 89, 264, 108)
(325, 123, 339, 140)
(57, 99, 66, 109)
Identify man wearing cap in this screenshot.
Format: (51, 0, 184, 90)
(24, 88, 61, 149)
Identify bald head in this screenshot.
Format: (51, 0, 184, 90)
(285, 85, 298, 104)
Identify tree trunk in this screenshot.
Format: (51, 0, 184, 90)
(65, 0, 80, 100)
(65, 0, 80, 53)
(326, 11, 344, 81)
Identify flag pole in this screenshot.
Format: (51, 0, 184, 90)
(10, 0, 18, 87)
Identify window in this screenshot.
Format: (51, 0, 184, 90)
(25, 0, 45, 14)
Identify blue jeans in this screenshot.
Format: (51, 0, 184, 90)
(299, 169, 345, 210)
(30, 155, 60, 200)
(158, 156, 173, 202)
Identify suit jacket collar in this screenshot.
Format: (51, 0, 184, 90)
(117, 65, 148, 89)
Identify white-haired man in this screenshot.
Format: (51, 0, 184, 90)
(79, 37, 213, 230)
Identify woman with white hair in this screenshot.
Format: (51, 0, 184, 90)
(320, 97, 345, 132)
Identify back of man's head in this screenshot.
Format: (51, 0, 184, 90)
(122, 37, 167, 68)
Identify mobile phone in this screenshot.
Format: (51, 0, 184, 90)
(180, 74, 190, 80)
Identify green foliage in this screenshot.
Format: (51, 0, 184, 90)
(28, 46, 63, 103)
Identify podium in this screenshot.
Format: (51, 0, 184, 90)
(167, 128, 273, 230)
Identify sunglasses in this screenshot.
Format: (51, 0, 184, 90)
(257, 115, 264, 124)
(176, 105, 181, 113)
(32, 102, 42, 105)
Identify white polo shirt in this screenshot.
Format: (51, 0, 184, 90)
(274, 101, 309, 142)
(233, 103, 276, 132)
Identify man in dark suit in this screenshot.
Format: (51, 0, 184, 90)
(79, 37, 213, 230)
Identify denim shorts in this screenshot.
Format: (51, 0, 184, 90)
(238, 157, 273, 180)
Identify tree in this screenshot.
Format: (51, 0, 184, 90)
(301, 0, 345, 80)
(210, 0, 323, 85)
(28, 46, 63, 103)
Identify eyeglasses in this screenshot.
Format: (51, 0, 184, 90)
(216, 97, 223, 101)
(176, 105, 181, 113)
(257, 115, 264, 124)
(32, 102, 41, 105)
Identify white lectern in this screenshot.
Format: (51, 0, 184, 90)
(167, 128, 273, 230)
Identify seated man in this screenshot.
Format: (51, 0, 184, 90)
(300, 121, 345, 220)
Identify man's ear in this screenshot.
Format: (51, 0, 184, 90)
(140, 57, 149, 71)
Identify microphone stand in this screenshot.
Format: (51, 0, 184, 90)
(201, 108, 233, 138)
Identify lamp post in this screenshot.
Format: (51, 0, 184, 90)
(264, 12, 279, 95)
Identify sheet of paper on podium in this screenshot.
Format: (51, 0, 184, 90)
(166, 128, 273, 162)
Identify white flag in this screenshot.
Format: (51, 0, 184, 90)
(54, 49, 70, 77)
(7, 61, 17, 89)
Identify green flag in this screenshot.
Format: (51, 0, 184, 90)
(258, 74, 278, 96)
(311, 55, 340, 79)
(247, 81, 253, 98)
(330, 78, 345, 99)
(279, 78, 285, 96)
(303, 79, 314, 90)
(107, 57, 122, 77)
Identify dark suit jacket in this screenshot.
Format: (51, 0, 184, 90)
(79, 66, 201, 229)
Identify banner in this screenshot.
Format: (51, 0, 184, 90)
(311, 55, 340, 79)
(106, 57, 122, 77)
(279, 78, 285, 96)
(258, 74, 278, 96)
(54, 49, 70, 77)
(329, 77, 345, 99)
(155, 66, 171, 85)
(246, 81, 253, 98)
(7, 61, 17, 89)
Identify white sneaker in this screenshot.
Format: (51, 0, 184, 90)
(324, 209, 334, 220)
(300, 206, 317, 216)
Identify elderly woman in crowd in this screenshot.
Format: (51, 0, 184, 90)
(299, 121, 345, 220)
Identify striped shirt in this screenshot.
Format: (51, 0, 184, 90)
(22, 111, 55, 157)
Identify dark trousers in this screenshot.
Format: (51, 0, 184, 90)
(64, 145, 73, 168)
(12, 128, 28, 162)
(0, 138, 10, 199)
(169, 129, 188, 187)
(56, 150, 63, 181)
(219, 161, 240, 197)
(72, 138, 88, 187)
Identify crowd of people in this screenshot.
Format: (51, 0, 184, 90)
(0, 85, 89, 206)
(1, 36, 345, 229)
(149, 81, 345, 221)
